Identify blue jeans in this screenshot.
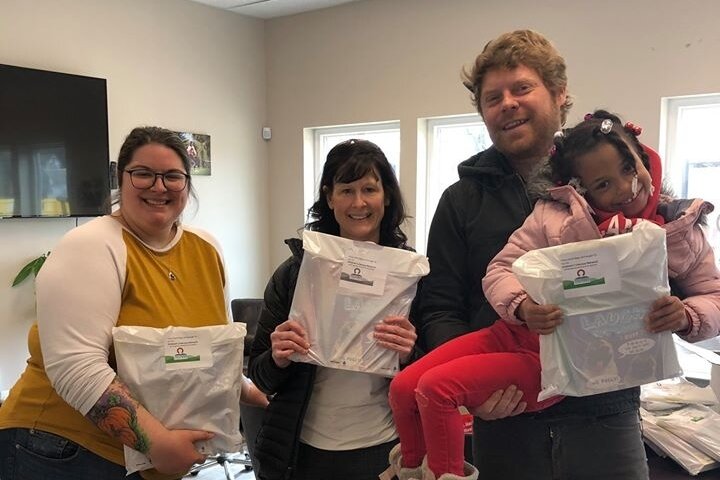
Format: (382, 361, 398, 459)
(472, 410, 649, 479)
(0, 428, 144, 480)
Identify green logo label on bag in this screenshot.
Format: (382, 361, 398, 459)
(562, 269, 606, 290)
(560, 245, 619, 299)
(165, 352, 202, 364)
(164, 333, 213, 370)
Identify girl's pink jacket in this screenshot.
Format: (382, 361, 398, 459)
(483, 185, 720, 342)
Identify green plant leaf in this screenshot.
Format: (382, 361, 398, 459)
(31, 253, 48, 276)
(12, 262, 36, 287)
(11, 253, 49, 287)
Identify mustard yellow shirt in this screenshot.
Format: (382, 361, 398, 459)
(0, 216, 229, 479)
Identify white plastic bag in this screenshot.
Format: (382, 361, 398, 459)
(289, 230, 429, 377)
(656, 404, 720, 461)
(512, 222, 682, 399)
(674, 336, 720, 402)
(112, 323, 246, 474)
(641, 408, 720, 475)
(641, 377, 718, 409)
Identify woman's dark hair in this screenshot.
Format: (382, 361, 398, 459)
(306, 139, 408, 248)
(549, 109, 649, 185)
(117, 126, 195, 195)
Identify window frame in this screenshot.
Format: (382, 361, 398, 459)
(661, 93, 720, 197)
(661, 93, 720, 265)
(416, 114, 489, 253)
(303, 121, 400, 222)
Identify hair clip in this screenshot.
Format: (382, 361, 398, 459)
(584, 113, 593, 121)
(549, 131, 564, 156)
(600, 119, 613, 134)
(624, 122, 642, 136)
(567, 177, 587, 195)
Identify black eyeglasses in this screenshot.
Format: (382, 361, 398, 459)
(123, 169, 189, 192)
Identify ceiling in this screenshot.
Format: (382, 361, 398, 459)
(188, 0, 363, 19)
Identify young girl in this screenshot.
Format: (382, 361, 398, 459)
(387, 110, 720, 480)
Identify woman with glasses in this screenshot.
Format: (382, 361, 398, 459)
(0, 126, 266, 480)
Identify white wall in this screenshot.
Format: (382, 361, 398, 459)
(2, 0, 719, 392)
(265, 0, 720, 267)
(0, 0, 269, 390)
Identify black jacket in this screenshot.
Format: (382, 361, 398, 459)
(248, 236, 420, 480)
(418, 146, 532, 349)
(417, 146, 639, 419)
(248, 238, 314, 480)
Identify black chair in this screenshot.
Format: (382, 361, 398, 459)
(187, 452, 251, 479)
(187, 299, 264, 479)
(231, 298, 264, 375)
(232, 298, 265, 472)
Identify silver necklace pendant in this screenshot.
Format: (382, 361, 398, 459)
(168, 271, 176, 281)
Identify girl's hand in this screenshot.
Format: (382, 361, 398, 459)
(270, 319, 309, 368)
(374, 315, 417, 364)
(517, 299, 563, 335)
(646, 295, 689, 334)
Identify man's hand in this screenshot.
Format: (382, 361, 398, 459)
(469, 385, 526, 420)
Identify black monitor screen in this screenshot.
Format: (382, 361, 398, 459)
(0, 63, 110, 218)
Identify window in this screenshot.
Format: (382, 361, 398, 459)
(416, 115, 491, 253)
(303, 122, 400, 218)
(662, 94, 720, 259)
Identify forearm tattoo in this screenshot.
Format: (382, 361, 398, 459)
(86, 378, 151, 453)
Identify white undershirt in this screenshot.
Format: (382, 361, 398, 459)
(299, 366, 397, 450)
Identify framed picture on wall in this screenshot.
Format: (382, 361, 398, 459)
(175, 131, 211, 176)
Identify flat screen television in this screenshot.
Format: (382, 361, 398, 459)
(0, 63, 110, 218)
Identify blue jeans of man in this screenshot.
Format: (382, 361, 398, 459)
(472, 410, 649, 479)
